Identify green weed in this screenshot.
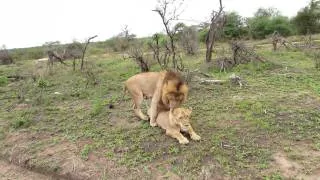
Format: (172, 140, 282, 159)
(80, 144, 92, 161)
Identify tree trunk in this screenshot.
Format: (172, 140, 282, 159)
(170, 36, 177, 69)
(73, 58, 76, 71)
(80, 35, 97, 70)
(205, 39, 214, 63)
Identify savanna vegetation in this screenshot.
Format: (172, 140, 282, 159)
(1, 0, 320, 179)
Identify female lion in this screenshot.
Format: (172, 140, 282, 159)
(155, 107, 201, 144)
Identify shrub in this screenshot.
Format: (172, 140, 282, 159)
(293, 0, 320, 34)
(178, 26, 199, 55)
(11, 116, 31, 129)
(0, 46, 14, 64)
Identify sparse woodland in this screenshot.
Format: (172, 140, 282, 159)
(1, 0, 320, 179)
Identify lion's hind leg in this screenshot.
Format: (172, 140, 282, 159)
(130, 89, 148, 121)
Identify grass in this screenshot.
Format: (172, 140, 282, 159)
(80, 144, 92, 160)
(0, 42, 320, 179)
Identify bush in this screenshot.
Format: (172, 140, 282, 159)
(10, 47, 45, 61)
(199, 29, 208, 43)
(268, 16, 295, 36)
(223, 12, 249, 39)
(0, 47, 14, 64)
(178, 26, 199, 55)
(248, 15, 295, 39)
(293, 0, 320, 34)
(11, 116, 31, 129)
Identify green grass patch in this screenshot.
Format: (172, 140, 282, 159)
(1, 42, 320, 178)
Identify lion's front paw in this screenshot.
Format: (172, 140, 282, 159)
(147, 108, 151, 117)
(141, 115, 149, 121)
(179, 137, 189, 144)
(191, 134, 201, 141)
(150, 121, 157, 127)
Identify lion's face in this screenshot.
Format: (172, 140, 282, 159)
(171, 108, 192, 131)
(165, 92, 185, 108)
(162, 79, 188, 109)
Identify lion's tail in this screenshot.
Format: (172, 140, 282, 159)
(117, 83, 128, 105)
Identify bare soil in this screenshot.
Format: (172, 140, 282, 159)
(0, 160, 53, 180)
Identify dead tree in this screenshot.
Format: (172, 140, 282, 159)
(47, 50, 67, 67)
(149, 34, 162, 66)
(216, 41, 265, 72)
(179, 25, 199, 55)
(0, 46, 14, 65)
(271, 31, 289, 51)
(152, 0, 184, 71)
(127, 46, 150, 72)
(43, 41, 67, 69)
(148, 33, 171, 69)
(205, 0, 225, 63)
(62, 41, 83, 71)
(80, 35, 98, 70)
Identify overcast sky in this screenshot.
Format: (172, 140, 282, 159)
(0, 0, 310, 49)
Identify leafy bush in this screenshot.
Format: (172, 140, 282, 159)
(11, 116, 31, 129)
(248, 15, 295, 39)
(223, 12, 249, 39)
(293, 0, 320, 34)
(10, 47, 45, 61)
(37, 79, 49, 89)
(199, 29, 208, 43)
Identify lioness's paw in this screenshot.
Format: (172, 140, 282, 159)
(179, 138, 189, 144)
(191, 134, 201, 141)
(140, 115, 149, 121)
(150, 122, 157, 127)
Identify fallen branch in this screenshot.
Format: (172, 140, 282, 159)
(194, 73, 247, 88)
(6, 75, 26, 80)
(229, 73, 246, 88)
(200, 79, 226, 84)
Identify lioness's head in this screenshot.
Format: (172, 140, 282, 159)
(162, 71, 188, 109)
(170, 108, 192, 131)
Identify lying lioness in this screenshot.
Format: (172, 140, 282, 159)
(155, 108, 201, 144)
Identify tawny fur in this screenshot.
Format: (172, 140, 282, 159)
(156, 108, 201, 144)
(124, 70, 188, 126)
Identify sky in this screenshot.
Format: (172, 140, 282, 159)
(0, 0, 310, 49)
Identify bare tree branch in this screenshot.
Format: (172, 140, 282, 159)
(80, 35, 98, 70)
(205, 0, 226, 63)
(152, 0, 185, 70)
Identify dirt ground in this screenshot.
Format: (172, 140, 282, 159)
(0, 160, 54, 180)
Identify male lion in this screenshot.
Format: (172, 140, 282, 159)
(156, 107, 201, 144)
(124, 70, 188, 126)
